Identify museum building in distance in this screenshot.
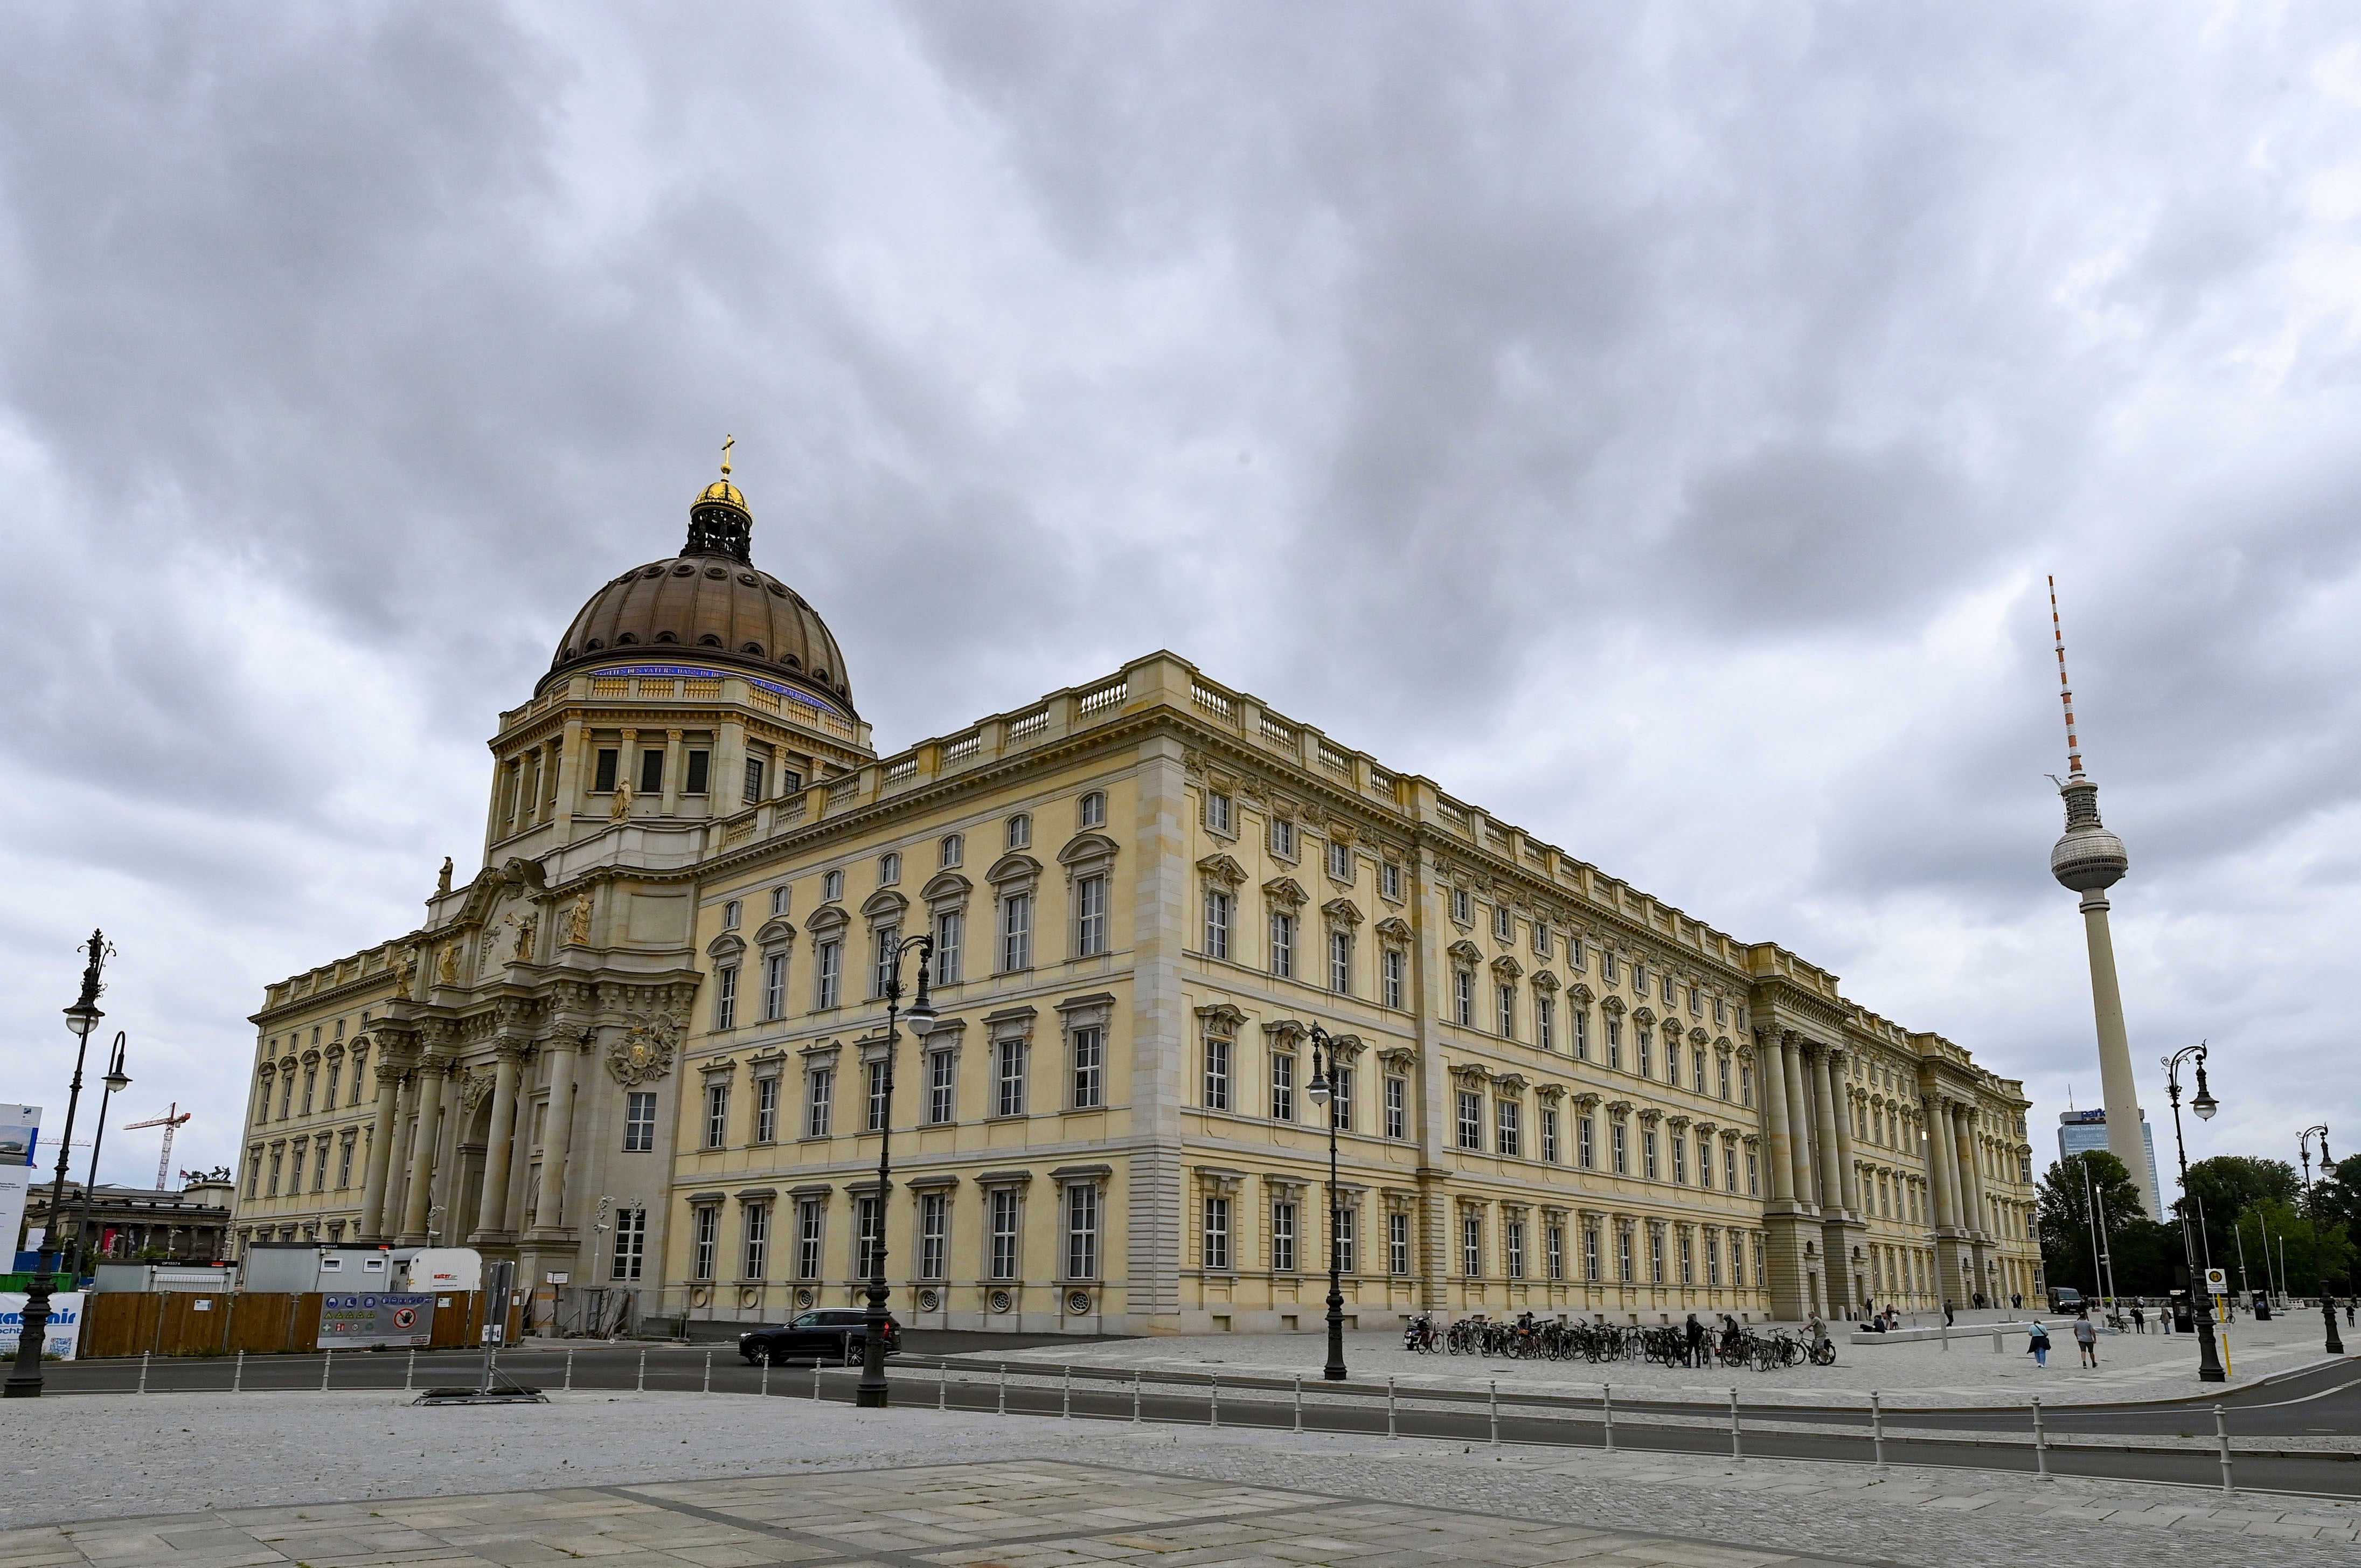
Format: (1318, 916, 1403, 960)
(236, 466, 2043, 1335)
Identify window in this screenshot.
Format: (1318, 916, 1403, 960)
(795, 1201, 823, 1279)
(1071, 1026, 1104, 1109)
(594, 748, 619, 793)
(336, 1133, 355, 1190)
(743, 1204, 769, 1278)
(1679, 1230, 1693, 1285)
(1617, 1226, 1634, 1283)
(874, 852, 900, 887)
(691, 1206, 718, 1280)
(1664, 1039, 1678, 1085)
(1547, 1224, 1565, 1281)
(866, 1059, 889, 1132)
(714, 964, 738, 1030)
(1670, 1132, 1686, 1183)
(704, 1083, 729, 1149)
(1203, 1196, 1232, 1271)
(1643, 1127, 1659, 1180)
(1611, 1119, 1628, 1174)
(279, 1073, 294, 1119)
(638, 748, 664, 794)
(780, 766, 804, 795)
(1713, 996, 1727, 1025)
(919, 1192, 948, 1278)
(1456, 1090, 1482, 1150)
(301, 1067, 316, 1115)
(1495, 1100, 1520, 1157)
(1630, 962, 1644, 996)
(1382, 948, 1405, 1009)
(1747, 1149, 1760, 1196)
(1381, 862, 1402, 901)
(1454, 969, 1473, 1026)
(1494, 904, 1512, 940)
(856, 1196, 884, 1278)
(1649, 1226, 1665, 1284)
(1718, 1056, 1731, 1100)
(1065, 1184, 1099, 1279)
(1329, 1066, 1354, 1131)
(1706, 1231, 1720, 1287)
(815, 940, 842, 1009)
(1207, 791, 1232, 834)
(1079, 790, 1106, 829)
(995, 1037, 1026, 1116)
(1452, 887, 1471, 925)
(871, 925, 901, 1000)
(1579, 1114, 1595, 1168)
(624, 1091, 657, 1153)
(1536, 995, 1555, 1051)
(933, 910, 963, 984)
(1336, 1205, 1358, 1274)
(990, 1188, 1021, 1279)
(744, 754, 767, 804)
(805, 1069, 833, 1138)
(1005, 813, 1032, 850)
(1636, 1029, 1651, 1079)
(1203, 889, 1232, 959)
(940, 832, 963, 868)
(755, 1076, 779, 1143)
(1270, 817, 1297, 858)
(1388, 1211, 1410, 1275)
(770, 885, 790, 917)
(245, 1147, 261, 1199)
(612, 1207, 647, 1281)
(1270, 1201, 1297, 1272)
(1385, 1076, 1407, 1140)
(762, 952, 786, 1021)
(1740, 1065, 1753, 1107)
(1540, 1106, 1560, 1162)
(927, 1050, 956, 1123)
(1075, 873, 1108, 957)
(1505, 1219, 1526, 1279)
(1270, 1052, 1295, 1121)
(1461, 1215, 1482, 1276)
(1585, 1223, 1601, 1282)
(823, 869, 845, 902)
(311, 1140, 329, 1192)
(1326, 840, 1352, 880)
(999, 893, 1032, 971)
(1268, 910, 1295, 978)
(1203, 1035, 1231, 1110)
(685, 750, 710, 794)
(1496, 984, 1515, 1038)
(1328, 930, 1351, 994)
(1605, 1018, 1622, 1070)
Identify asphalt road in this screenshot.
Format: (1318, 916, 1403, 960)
(27, 1341, 2360, 1500)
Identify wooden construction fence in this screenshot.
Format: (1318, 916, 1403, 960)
(78, 1291, 502, 1358)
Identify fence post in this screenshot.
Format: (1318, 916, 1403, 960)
(404, 1348, 413, 1392)
(2031, 1397, 2050, 1481)
(1871, 1390, 1886, 1471)
(2216, 1404, 2234, 1495)
(1293, 1373, 1303, 1434)
(637, 1347, 646, 1392)
(322, 1348, 332, 1392)
(1729, 1388, 1742, 1460)
(937, 1359, 946, 1412)
(565, 1347, 574, 1392)
(761, 1354, 770, 1400)
(997, 1363, 1006, 1415)
(1386, 1376, 1397, 1440)
(1061, 1365, 1072, 1419)
(1133, 1368, 1142, 1424)
(703, 1348, 712, 1394)
(815, 1359, 823, 1402)
(1602, 1383, 1613, 1453)
(1489, 1380, 1500, 1449)
(138, 1351, 150, 1395)
(234, 1349, 245, 1393)
(1210, 1372, 1220, 1430)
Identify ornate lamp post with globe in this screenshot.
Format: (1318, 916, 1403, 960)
(856, 933, 935, 1409)
(2161, 1042, 2226, 1383)
(5, 930, 113, 1399)
(1304, 1024, 1349, 1383)
(2298, 1124, 2343, 1356)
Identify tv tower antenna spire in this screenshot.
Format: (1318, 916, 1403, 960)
(2045, 579, 2159, 1221)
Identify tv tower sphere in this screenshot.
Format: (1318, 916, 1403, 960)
(2050, 775, 2129, 892)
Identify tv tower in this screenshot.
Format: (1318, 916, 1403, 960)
(2047, 578, 2162, 1222)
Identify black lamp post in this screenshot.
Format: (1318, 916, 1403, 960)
(2162, 1042, 2225, 1383)
(856, 933, 934, 1409)
(5, 930, 112, 1399)
(66, 1033, 132, 1276)
(1304, 1024, 1348, 1383)
(2298, 1124, 2342, 1355)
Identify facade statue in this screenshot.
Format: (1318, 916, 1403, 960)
(566, 892, 593, 946)
(436, 943, 458, 985)
(610, 778, 635, 821)
(512, 913, 537, 962)
(436, 856, 453, 895)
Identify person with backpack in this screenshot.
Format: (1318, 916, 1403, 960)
(2026, 1320, 2052, 1367)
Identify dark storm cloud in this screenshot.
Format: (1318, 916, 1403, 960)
(4, 0, 2359, 1179)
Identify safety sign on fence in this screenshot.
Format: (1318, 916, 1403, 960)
(318, 1293, 435, 1349)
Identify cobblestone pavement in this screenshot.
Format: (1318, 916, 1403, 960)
(9, 1392, 2358, 1566)
(967, 1312, 2338, 1406)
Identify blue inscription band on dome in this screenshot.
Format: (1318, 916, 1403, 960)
(588, 663, 847, 719)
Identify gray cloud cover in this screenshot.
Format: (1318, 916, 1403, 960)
(4, 2, 2357, 1194)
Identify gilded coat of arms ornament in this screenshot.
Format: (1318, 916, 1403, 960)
(607, 1010, 682, 1086)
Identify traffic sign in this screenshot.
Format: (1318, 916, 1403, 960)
(2205, 1267, 2227, 1295)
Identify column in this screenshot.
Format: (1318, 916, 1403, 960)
(399, 1060, 446, 1243)
(528, 1033, 581, 1236)
(355, 1060, 406, 1240)
(551, 715, 585, 844)
(1759, 1034, 1797, 1204)
(1956, 1114, 1988, 1239)
(472, 1043, 525, 1240)
(661, 727, 684, 814)
(1783, 1045, 1818, 1208)
(1810, 1049, 1846, 1216)
(1830, 1056, 1861, 1218)
(1923, 1097, 1956, 1230)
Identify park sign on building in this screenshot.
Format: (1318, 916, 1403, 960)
(317, 1292, 435, 1349)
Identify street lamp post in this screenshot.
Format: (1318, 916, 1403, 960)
(2300, 1126, 2342, 1354)
(1303, 1025, 1348, 1383)
(5, 929, 113, 1399)
(67, 1033, 133, 1275)
(857, 934, 934, 1410)
(2161, 1042, 2225, 1383)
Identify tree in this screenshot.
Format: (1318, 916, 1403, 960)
(2314, 1154, 2361, 1292)
(2179, 1155, 2300, 1274)
(2038, 1151, 2147, 1297)
(2233, 1197, 2356, 1300)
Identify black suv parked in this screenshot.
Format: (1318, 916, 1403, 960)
(738, 1308, 900, 1365)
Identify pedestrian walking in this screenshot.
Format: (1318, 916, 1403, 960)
(2130, 1303, 2145, 1334)
(1684, 1313, 1705, 1369)
(2073, 1314, 2099, 1368)
(2026, 1320, 2052, 1368)
(1942, 1299, 1955, 1328)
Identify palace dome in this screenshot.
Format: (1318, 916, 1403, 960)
(540, 471, 856, 717)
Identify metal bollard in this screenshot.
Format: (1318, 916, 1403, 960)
(1992, 1330, 2003, 1354)
(1293, 1373, 1303, 1434)
(761, 1354, 770, 1399)
(997, 1363, 1007, 1415)
(1489, 1380, 1500, 1448)
(814, 1358, 822, 1400)
(1871, 1390, 1886, 1471)
(703, 1348, 712, 1394)
(1210, 1372, 1220, 1430)
(1602, 1383, 1614, 1453)
(565, 1348, 574, 1392)
(637, 1347, 646, 1392)
(322, 1349, 332, 1392)
(1386, 1376, 1397, 1440)
(2032, 1397, 2050, 1481)
(938, 1359, 947, 1412)
(1133, 1368, 1142, 1424)
(402, 1348, 412, 1392)
(139, 1351, 151, 1395)
(1062, 1365, 1072, 1419)
(1729, 1388, 1742, 1460)
(234, 1349, 245, 1393)
(2216, 1404, 2234, 1494)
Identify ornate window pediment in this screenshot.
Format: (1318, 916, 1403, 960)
(1600, 995, 1626, 1016)
(1322, 1032, 1365, 1063)
(1321, 896, 1363, 927)
(1377, 1044, 1418, 1072)
(1492, 1072, 1527, 1095)
(1689, 1026, 1709, 1045)
(1373, 915, 1413, 943)
(986, 852, 1043, 890)
(921, 870, 973, 906)
(1636, 1107, 1663, 1126)
(1262, 876, 1308, 910)
(1533, 1083, 1566, 1104)
(1195, 1001, 1246, 1035)
(1665, 1114, 1690, 1130)
(1446, 938, 1483, 964)
(1057, 831, 1120, 879)
(1529, 968, 1559, 993)
(1565, 981, 1594, 1005)
(1262, 1017, 1307, 1049)
(860, 889, 909, 922)
(1489, 954, 1523, 981)
(706, 933, 748, 961)
(754, 917, 796, 948)
(1572, 1092, 1601, 1109)
(1197, 852, 1247, 887)
(805, 904, 850, 939)
(1448, 1061, 1491, 1087)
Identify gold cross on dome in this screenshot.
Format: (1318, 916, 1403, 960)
(720, 433, 735, 476)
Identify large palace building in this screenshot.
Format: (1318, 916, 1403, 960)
(236, 466, 2043, 1335)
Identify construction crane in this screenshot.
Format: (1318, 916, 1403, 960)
(122, 1105, 193, 1190)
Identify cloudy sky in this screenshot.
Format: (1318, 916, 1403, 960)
(5, 3, 2358, 1197)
